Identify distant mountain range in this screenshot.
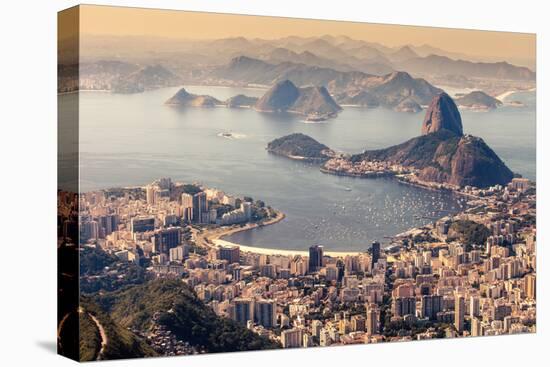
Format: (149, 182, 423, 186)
(68, 34, 535, 95)
(397, 55, 535, 81)
(214, 57, 442, 109)
(79, 62, 181, 93)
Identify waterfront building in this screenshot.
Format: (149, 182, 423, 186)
(371, 241, 381, 268)
(218, 203, 251, 225)
(308, 245, 324, 273)
(291, 256, 307, 276)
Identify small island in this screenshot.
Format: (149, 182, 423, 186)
(455, 90, 503, 110)
(394, 97, 422, 113)
(225, 94, 259, 108)
(165, 87, 223, 107)
(164, 82, 341, 121)
(255, 80, 342, 121)
(267, 133, 335, 161)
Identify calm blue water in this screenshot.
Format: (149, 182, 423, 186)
(65, 86, 535, 251)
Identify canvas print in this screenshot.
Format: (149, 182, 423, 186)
(57, 5, 536, 362)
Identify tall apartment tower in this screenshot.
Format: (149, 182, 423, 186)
(193, 191, 208, 224)
(525, 273, 536, 300)
(146, 185, 157, 205)
(366, 304, 380, 335)
(181, 193, 194, 222)
(281, 328, 303, 348)
(255, 299, 276, 328)
(420, 294, 443, 320)
(455, 295, 465, 334)
(371, 241, 381, 268)
(308, 245, 324, 273)
(232, 298, 254, 325)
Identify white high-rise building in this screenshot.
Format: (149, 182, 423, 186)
(181, 193, 193, 222)
(146, 185, 157, 205)
(281, 328, 303, 348)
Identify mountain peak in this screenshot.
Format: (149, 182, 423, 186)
(421, 92, 463, 136)
(385, 71, 413, 82)
(255, 80, 300, 112)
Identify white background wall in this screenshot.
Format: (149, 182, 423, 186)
(0, 0, 547, 366)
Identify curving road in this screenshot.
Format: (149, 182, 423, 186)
(78, 307, 108, 361)
(88, 313, 108, 360)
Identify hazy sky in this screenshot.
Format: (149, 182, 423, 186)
(74, 4, 535, 60)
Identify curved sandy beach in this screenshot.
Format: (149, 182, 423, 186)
(213, 238, 363, 257)
(202, 209, 365, 257)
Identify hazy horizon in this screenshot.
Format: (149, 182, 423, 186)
(67, 4, 535, 65)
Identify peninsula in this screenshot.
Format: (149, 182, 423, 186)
(321, 92, 512, 188)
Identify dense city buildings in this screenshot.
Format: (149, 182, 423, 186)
(76, 176, 536, 353)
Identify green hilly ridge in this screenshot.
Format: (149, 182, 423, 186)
(80, 298, 158, 361)
(95, 279, 279, 354)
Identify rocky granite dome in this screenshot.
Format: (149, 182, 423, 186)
(348, 93, 513, 187)
(255, 80, 301, 112)
(289, 86, 342, 116)
(165, 87, 222, 107)
(353, 130, 513, 187)
(421, 92, 463, 136)
(455, 91, 503, 109)
(255, 80, 341, 119)
(362, 71, 442, 108)
(267, 133, 333, 161)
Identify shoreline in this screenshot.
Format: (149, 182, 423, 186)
(213, 238, 365, 257)
(205, 210, 368, 257)
(198, 166, 483, 258)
